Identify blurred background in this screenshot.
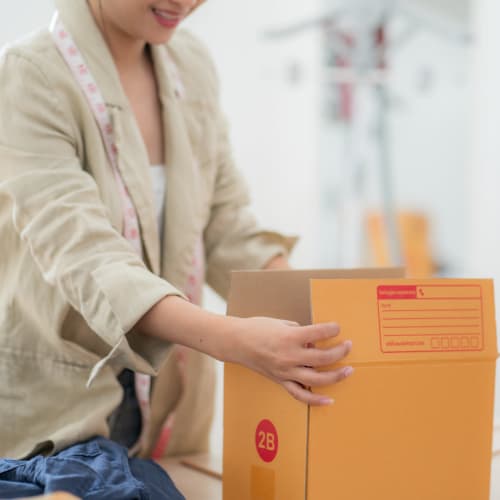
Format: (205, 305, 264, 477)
(2, 0, 499, 456)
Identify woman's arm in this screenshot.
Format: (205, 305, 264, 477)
(135, 296, 352, 406)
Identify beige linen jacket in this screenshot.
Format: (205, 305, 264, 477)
(0, 0, 292, 459)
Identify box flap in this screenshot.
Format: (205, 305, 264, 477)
(227, 268, 404, 325)
(307, 277, 498, 500)
(310, 278, 499, 363)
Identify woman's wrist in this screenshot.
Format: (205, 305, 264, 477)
(135, 294, 242, 362)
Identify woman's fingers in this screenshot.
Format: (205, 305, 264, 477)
(282, 380, 335, 406)
(291, 365, 354, 388)
(237, 317, 354, 406)
(281, 363, 355, 405)
(296, 322, 341, 345)
(300, 340, 353, 368)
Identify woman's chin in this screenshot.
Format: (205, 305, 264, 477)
(146, 31, 177, 45)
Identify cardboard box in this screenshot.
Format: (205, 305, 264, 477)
(223, 269, 498, 500)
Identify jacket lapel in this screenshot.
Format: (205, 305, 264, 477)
(151, 44, 204, 290)
(110, 107, 161, 274)
(55, 0, 161, 274)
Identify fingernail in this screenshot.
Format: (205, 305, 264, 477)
(344, 340, 353, 351)
(320, 398, 334, 406)
(343, 366, 354, 378)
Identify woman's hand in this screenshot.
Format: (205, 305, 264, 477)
(136, 296, 353, 406)
(227, 316, 353, 405)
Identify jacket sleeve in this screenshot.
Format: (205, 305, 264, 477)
(203, 108, 297, 298)
(0, 51, 181, 379)
(174, 31, 297, 299)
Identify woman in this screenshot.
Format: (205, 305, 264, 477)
(0, 0, 354, 497)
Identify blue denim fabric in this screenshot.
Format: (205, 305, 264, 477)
(108, 368, 143, 449)
(0, 437, 185, 499)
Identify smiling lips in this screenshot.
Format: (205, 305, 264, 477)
(152, 7, 183, 29)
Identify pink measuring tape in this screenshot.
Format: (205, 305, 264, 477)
(50, 13, 204, 456)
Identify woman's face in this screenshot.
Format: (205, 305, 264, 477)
(97, 0, 201, 44)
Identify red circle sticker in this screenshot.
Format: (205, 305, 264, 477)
(255, 419, 279, 463)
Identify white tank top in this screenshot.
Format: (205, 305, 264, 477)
(149, 165, 166, 243)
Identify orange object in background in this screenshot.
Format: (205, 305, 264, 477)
(224, 270, 498, 500)
(367, 211, 435, 278)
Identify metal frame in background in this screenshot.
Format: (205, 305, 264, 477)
(262, 0, 472, 269)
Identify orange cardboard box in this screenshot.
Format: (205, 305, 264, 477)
(223, 269, 498, 500)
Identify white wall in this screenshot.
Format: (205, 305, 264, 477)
(388, 25, 473, 274)
(0, 0, 53, 47)
(468, 0, 500, 419)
